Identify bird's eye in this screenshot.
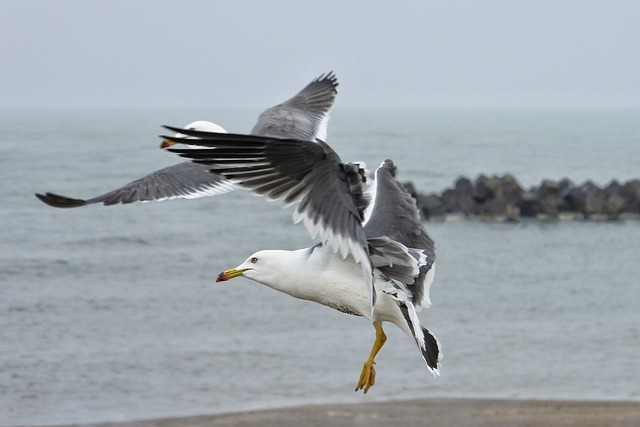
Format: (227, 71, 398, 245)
(251, 257, 258, 264)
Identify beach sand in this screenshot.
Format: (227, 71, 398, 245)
(44, 398, 640, 427)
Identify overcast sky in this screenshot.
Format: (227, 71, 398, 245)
(2, 0, 639, 109)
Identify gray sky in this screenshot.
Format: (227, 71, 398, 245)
(2, 0, 639, 109)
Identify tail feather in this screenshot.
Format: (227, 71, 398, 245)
(419, 326, 441, 375)
(385, 282, 442, 376)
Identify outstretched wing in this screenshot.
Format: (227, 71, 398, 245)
(165, 128, 377, 309)
(251, 71, 338, 141)
(35, 162, 235, 208)
(364, 160, 436, 309)
(35, 72, 339, 209)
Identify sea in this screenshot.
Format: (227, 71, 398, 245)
(1, 107, 639, 425)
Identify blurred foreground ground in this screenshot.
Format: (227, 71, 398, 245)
(40, 398, 640, 427)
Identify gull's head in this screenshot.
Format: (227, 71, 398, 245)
(160, 120, 227, 149)
(216, 250, 290, 285)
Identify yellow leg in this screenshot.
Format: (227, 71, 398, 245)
(355, 321, 387, 394)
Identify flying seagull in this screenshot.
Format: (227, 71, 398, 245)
(164, 128, 441, 393)
(35, 72, 339, 208)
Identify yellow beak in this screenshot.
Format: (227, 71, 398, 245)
(216, 268, 248, 282)
(160, 139, 176, 149)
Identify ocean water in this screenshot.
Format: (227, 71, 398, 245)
(1, 108, 639, 425)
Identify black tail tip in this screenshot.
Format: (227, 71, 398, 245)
(421, 326, 441, 373)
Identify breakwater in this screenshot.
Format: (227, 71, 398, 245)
(406, 175, 640, 221)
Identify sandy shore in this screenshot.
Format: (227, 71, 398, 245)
(43, 398, 640, 427)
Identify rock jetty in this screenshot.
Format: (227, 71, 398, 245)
(406, 175, 640, 221)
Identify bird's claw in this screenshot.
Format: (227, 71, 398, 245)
(355, 361, 376, 393)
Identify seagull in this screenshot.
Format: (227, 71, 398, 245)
(35, 72, 338, 208)
(163, 128, 441, 393)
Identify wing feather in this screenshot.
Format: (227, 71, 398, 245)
(364, 160, 436, 309)
(35, 162, 235, 208)
(251, 72, 338, 141)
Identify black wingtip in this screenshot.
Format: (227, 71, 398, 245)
(161, 125, 183, 133)
(313, 71, 338, 87)
(161, 125, 232, 140)
(35, 192, 88, 208)
(380, 159, 398, 178)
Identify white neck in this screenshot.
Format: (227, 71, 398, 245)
(243, 248, 315, 299)
(241, 245, 371, 319)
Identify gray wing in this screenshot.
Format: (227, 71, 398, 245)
(165, 128, 377, 308)
(250, 72, 338, 141)
(35, 72, 339, 209)
(35, 162, 235, 208)
(364, 160, 436, 309)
